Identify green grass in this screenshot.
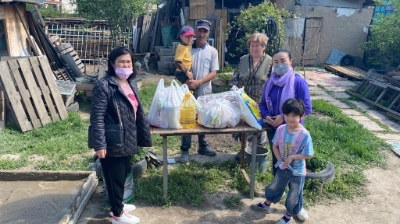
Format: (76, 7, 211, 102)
(0, 112, 92, 170)
(223, 195, 244, 209)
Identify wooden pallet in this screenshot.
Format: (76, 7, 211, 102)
(53, 67, 73, 81)
(0, 56, 68, 132)
(50, 35, 85, 74)
(347, 79, 400, 119)
(325, 65, 366, 80)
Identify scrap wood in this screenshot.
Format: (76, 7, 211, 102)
(325, 65, 366, 80)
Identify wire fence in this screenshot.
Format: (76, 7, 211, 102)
(45, 22, 133, 74)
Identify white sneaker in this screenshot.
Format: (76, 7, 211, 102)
(297, 208, 309, 221)
(109, 203, 137, 216)
(112, 211, 140, 224)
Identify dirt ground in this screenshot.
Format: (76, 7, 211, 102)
(76, 74, 400, 224)
(77, 151, 400, 224)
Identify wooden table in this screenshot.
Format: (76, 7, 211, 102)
(150, 121, 270, 199)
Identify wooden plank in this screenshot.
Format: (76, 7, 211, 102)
(0, 86, 6, 121)
(0, 61, 33, 132)
(4, 4, 29, 57)
(14, 5, 39, 56)
(8, 60, 42, 128)
(18, 58, 52, 125)
(38, 56, 68, 120)
(215, 9, 227, 30)
(0, 83, 5, 131)
(189, 0, 215, 19)
(325, 65, 366, 80)
(29, 57, 60, 122)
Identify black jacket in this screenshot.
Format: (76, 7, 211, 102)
(89, 74, 152, 157)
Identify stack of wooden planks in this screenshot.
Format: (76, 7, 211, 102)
(0, 56, 68, 132)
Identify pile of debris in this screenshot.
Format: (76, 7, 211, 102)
(382, 65, 400, 88)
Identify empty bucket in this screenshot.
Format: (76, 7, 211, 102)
(245, 146, 269, 173)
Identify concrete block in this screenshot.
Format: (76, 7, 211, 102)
(172, 42, 180, 51)
(154, 46, 166, 53)
(160, 56, 174, 63)
(159, 48, 175, 56)
(158, 61, 169, 69)
(332, 92, 351, 99)
(157, 61, 175, 75)
(66, 102, 79, 112)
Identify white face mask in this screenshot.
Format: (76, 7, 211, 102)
(115, 67, 132, 80)
(273, 64, 289, 76)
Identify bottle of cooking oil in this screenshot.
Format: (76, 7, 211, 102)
(180, 93, 196, 129)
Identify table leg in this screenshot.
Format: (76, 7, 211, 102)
(240, 133, 246, 169)
(250, 133, 257, 199)
(162, 136, 168, 198)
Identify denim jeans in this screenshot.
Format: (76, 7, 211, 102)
(265, 169, 305, 215)
(181, 134, 208, 151)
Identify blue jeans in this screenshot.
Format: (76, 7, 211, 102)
(181, 134, 208, 151)
(265, 169, 305, 216)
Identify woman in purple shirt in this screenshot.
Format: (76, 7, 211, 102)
(260, 49, 312, 176)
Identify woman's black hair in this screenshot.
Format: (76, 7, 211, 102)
(107, 47, 137, 80)
(272, 48, 292, 60)
(282, 98, 305, 116)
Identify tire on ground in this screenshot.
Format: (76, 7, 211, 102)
(305, 161, 335, 183)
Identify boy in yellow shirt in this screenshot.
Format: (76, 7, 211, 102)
(174, 26, 195, 85)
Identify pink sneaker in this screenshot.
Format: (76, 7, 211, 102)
(112, 211, 140, 224)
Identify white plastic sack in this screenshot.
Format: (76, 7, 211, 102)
(235, 87, 263, 130)
(198, 99, 241, 128)
(147, 79, 185, 129)
(197, 91, 239, 108)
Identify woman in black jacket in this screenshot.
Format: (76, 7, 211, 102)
(89, 47, 152, 224)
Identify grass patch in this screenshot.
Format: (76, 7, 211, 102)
(223, 195, 244, 209)
(301, 99, 388, 205)
(0, 112, 91, 170)
(135, 161, 232, 206)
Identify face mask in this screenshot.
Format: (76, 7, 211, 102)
(115, 67, 132, 80)
(273, 64, 289, 76)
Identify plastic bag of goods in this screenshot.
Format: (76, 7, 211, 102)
(235, 87, 263, 130)
(197, 91, 239, 108)
(148, 79, 185, 129)
(198, 99, 241, 128)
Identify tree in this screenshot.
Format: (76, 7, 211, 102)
(226, 2, 290, 60)
(76, 0, 157, 47)
(360, 0, 400, 68)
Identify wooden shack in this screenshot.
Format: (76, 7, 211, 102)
(0, 0, 44, 58)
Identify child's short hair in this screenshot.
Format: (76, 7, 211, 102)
(282, 98, 305, 116)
